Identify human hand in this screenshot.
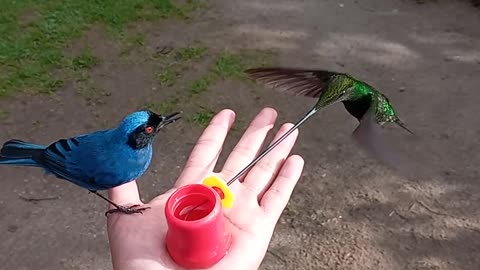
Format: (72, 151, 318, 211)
(106, 107, 305, 270)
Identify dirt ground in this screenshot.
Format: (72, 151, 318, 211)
(1, 0, 480, 269)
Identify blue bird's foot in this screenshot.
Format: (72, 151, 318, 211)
(89, 190, 150, 217)
(104, 204, 151, 216)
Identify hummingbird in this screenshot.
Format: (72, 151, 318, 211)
(225, 67, 416, 184)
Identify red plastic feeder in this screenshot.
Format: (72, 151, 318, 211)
(165, 183, 232, 268)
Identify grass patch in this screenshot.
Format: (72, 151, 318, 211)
(40, 78, 65, 95)
(0, 110, 9, 120)
(213, 50, 245, 78)
(119, 32, 146, 56)
(188, 76, 213, 94)
(179, 0, 208, 16)
(145, 47, 277, 130)
(157, 65, 179, 87)
(71, 47, 98, 70)
(190, 109, 214, 127)
(73, 70, 111, 105)
(155, 45, 208, 88)
(131, 33, 145, 46)
(0, 0, 204, 97)
(238, 48, 277, 67)
(77, 84, 111, 105)
(174, 46, 208, 61)
(144, 98, 180, 113)
(185, 48, 276, 96)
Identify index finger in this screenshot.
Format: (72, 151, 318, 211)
(174, 109, 236, 188)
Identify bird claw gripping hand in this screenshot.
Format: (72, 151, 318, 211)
(164, 175, 234, 268)
(104, 204, 151, 216)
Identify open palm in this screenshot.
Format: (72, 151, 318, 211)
(106, 108, 304, 270)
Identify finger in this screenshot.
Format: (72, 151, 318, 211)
(242, 123, 299, 198)
(219, 107, 277, 186)
(260, 155, 304, 223)
(175, 109, 236, 188)
(107, 180, 142, 208)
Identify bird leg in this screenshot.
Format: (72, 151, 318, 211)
(89, 191, 150, 216)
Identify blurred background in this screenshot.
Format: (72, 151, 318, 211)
(0, 0, 479, 269)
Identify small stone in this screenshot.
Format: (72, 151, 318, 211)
(7, 225, 18, 233)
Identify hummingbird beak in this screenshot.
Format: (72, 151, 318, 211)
(156, 111, 182, 131)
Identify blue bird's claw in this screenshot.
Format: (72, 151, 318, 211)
(104, 204, 150, 216)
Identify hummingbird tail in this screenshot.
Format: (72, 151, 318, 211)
(0, 139, 45, 166)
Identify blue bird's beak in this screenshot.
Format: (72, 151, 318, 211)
(157, 111, 182, 130)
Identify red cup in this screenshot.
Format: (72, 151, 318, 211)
(165, 184, 232, 268)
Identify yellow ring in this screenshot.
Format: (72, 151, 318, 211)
(202, 175, 234, 208)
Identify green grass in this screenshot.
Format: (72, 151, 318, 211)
(190, 109, 214, 126)
(184, 49, 274, 96)
(155, 45, 209, 88)
(71, 47, 98, 70)
(146, 47, 276, 128)
(157, 65, 179, 86)
(183, 48, 275, 128)
(0, 0, 203, 97)
(146, 48, 273, 130)
(144, 98, 180, 113)
(146, 46, 277, 131)
(213, 50, 245, 78)
(188, 76, 213, 94)
(175, 46, 208, 61)
(119, 32, 146, 55)
(77, 83, 111, 104)
(0, 109, 9, 120)
(131, 33, 145, 46)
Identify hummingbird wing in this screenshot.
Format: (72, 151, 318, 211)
(245, 67, 346, 98)
(351, 103, 417, 176)
(351, 104, 440, 180)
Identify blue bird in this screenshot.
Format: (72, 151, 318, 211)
(0, 109, 181, 216)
